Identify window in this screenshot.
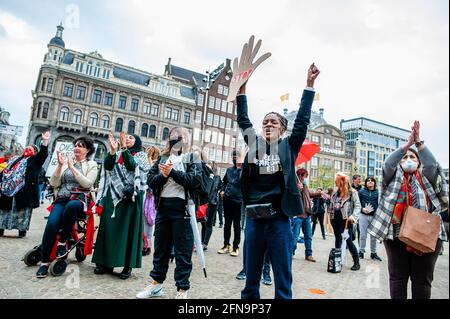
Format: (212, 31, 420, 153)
(218, 84, 224, 95)
(73, 109, 82, 124)
(231, 137, 236, 148)
(216, 149, 222, 162)
(226, 118, 232, 129)
(215, 98, 221, 110)
(197, 93, 204, 106)
(227, 102, 233, 114)
(311, 135, 320, 143)
(63, 83, 74, 97)
(335, 140, 342, 149)
(211, 131, 218, 144)
(223, 151, 229, 163)
(46, 78, 53, 92)
(219, 116, 225, 128)
(224, 134, 230, 147)
(345, 162, 352, 172)
(36, 102, 42, 118)
(360, 150, 367, 157)
(149, 125, 156, 138)
(76, 86, 86, 100)
(218, 133, 224, 145)
(165, 107, 172, 119)
(195, 111, 202, 124)
(184, 111, 191, 124)
(42, 103, 49, 119)
(223, 86, 229, 97)
(101, 115, 110, 129)
(60, 107, 69, 121)
(207, 113, 213, 125)
(324, 137, 331, 145)
(128, 120, 136, 134)
(334, 160, 342, 171)
(193, 128, 201, 141)
(172, 109, 179, 121)
(115, 118, 123, 132)
(104, 92, 113, 106)
(204, 130, 211, 143)
(118, 96, 127, 109)
(41, 77, 47, 91)
(311, 156, 319, 167)
(141, 123, 149, 137)
(221, 100, 227, 112)
(92, 89, 102, 104)
(311, 169, 318, 179)
(89, 113, 98, 127)
(213, 114, 219, 127)
(131, 98, 139, 112)
(162, 127, 169, 140)
(151, 104, 159, 116)
(208, 96, 215, 108)
(143, 102, 151, 114)
(323, 158, 332, 167)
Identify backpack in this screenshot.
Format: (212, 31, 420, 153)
(197, 162, 216, 206)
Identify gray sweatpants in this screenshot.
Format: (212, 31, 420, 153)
(359, 214, 377, 254)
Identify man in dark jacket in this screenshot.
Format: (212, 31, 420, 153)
(0, 131, 50, 237)
(218, 151, 243, 256)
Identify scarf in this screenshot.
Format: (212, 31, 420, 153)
(368, 165, 448, 243)
(0, 156, 28, 197)
(97, 150, 150, 217)
(144, 191, 156, 226)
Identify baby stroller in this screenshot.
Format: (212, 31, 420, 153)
(23, 188, 98, 276)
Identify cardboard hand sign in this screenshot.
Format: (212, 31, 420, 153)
(226, 35, 272, 102)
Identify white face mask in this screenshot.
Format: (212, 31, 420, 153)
(401, 159, 418, 173)
(303, 178, 309, 185)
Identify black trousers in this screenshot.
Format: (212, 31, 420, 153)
(223, 198, 242, 249)
(201, 204, 217, 246)
(331, 211, 358, 260)
(312, 212, 325, 237)
(150, 198, 193, 291)
(384, 238, 442, 299)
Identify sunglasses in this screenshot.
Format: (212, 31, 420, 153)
(74, 142, 86, 148)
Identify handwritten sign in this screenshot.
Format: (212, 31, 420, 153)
(45, 142, 98, 177)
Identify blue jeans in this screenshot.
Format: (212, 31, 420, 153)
(40, 199, 83, 263)
(39, 183, 46, 202)
(291, 216, 313, 257)
(241, 217, 293, 299)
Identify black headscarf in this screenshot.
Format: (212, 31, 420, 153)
(127, 134, 142, 154)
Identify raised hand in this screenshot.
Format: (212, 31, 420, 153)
(67, 155, 74, 169)
(226, 35, 272, 102)
(413, 121, 421, 143)
(119, 131, 126, 149)
(56, 151, 65, 166)
(307, 63, 320, 88)
(41, 131, 50, 146)
(108, 133, 118, 154)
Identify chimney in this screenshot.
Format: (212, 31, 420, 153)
(283, 108, 288, 116)
(166, 57, 172, 75)
(319, 108, 324, 118)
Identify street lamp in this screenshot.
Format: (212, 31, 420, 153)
(199, 69, 218, 148)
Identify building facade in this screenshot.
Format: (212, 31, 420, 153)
(340, 117, 410, 181)
(165, 58, 240, 176)
(0, 107, 24, 156)
(285, 108, 354, 189)
(27, 24, 197, 162)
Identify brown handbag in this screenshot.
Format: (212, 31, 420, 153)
(398, 178, 440, 253)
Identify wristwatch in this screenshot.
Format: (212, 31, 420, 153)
(415, 140, 424, 148)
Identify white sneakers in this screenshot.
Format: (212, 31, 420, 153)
(175, 289, 189, 299)
(136, 281, 190, 299)
(136, 280, 164, 299)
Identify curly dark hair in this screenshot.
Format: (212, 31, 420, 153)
(73, 136, 95, 158)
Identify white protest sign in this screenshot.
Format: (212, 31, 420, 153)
(46, 141, 98, 177)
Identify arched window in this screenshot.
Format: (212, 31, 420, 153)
(73, 109, 82, 124)
(115, 118, 123, 132)
(60, 107, 69, 122)
(162, 127, 169, 140)
(128, 120, 136, 134)
(101, 115, 110, 129)
(149, 125, 156, 139)
(42, 102, 49, 119)
(94, 142, 107, 161)
(141, 123, 149, 137)
(89, 112, 98, 127)
(37, 102, 42, 118)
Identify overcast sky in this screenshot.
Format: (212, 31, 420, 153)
(0, 0, 448, 166)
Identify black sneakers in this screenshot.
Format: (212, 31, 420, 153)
(36, 265, 49, 278)
(358, 252, 364, 259)
(18, 230, 27, 238)
(370, 253, 382, 261)
(119, 267, 132, 280)
(236, 269, 246, 280)
(94, 264, 114, 275)
(261, 272, 273, 285)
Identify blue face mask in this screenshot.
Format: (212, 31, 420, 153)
(303, 178, 309, 185)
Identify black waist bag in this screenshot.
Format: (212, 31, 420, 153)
(245, 203, 277, 220)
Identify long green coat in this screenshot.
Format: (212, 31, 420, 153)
(92, 152, 143, 268)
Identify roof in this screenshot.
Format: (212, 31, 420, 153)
(340, 117, 410, 133)
(285, 109, 328, 131)
(113, 66, 150, 86)
(169, 65, 206, 88)
(49, 36, 65, 48)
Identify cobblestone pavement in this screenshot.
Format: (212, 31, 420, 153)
(0, 204, 448, 299)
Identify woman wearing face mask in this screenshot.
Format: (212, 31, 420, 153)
(357, 177, 381, 261)
(36, 136, 98, 278)
(136, 127, 202, 299)
(0, 132, 50, 238)
(368, 121, 448, 299)
(237, 63, 320, 299)
(93, 132, 150, 279)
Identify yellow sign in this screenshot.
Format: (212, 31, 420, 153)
(280, 93, 289, 102)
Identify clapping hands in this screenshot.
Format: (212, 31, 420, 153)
(159, 159, 173, 178)
(362, 203, 374, 214)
